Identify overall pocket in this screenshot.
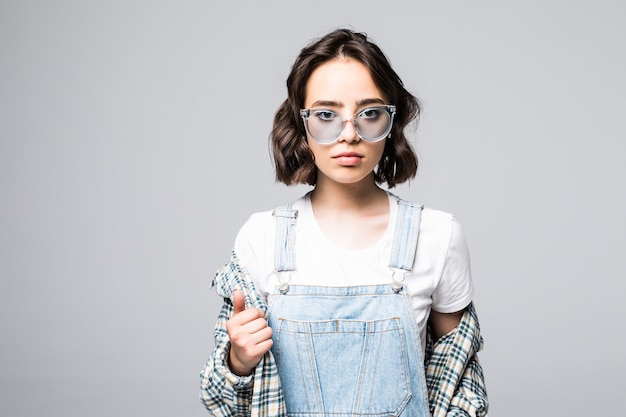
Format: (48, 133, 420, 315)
(273, 317, 412, 417)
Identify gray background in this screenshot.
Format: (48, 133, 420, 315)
(1, 1, 625, 416)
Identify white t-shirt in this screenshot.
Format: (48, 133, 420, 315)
(233, 191, 474, 350)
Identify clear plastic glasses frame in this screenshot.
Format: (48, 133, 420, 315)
(300, 105, 396, 144)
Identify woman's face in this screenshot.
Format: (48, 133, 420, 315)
(303, 57, 387, 188)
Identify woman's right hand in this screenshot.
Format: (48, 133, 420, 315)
(225, 289, 274, 376)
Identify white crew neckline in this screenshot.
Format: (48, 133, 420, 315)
(301, 191, 399, 255)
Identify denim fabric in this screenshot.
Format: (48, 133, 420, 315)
(389, 200, 423, 271)
(272, 206, 298, 273)
(266, 199, 429, 416)
(267, 285, 430, 417)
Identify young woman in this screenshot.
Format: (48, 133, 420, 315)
(200, 28, 488, 417)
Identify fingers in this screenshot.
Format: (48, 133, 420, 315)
(226, 289, 273, 375)
(232, 289, 246, 315)
(227, 321, 273, 376)
(229, 322, 273, 351)
(227, 307, 271, 343)
(228, 328, 273, 376)
(230, 289, 266, 327)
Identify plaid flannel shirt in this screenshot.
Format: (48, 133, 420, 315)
(200, 253, 488, 417)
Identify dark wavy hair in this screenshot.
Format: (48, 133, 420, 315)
(271, 28, 420, 188)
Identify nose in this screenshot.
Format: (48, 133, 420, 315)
(338, 119, 360, 143)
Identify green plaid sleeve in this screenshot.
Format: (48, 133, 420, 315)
(200, 252, 287, 417)
(425, 302, 489, 417)
(199, 294, 254, 416)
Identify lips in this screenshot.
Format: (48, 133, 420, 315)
(333, 152, 363, 166)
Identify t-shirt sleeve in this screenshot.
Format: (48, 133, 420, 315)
(232, 212, 275, 299)
(233, 219, 258, 282)
(431, 217, 474, 313)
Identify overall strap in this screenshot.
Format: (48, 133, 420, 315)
(389, 199, 423, 273)
(272, 204, 298, 273)
(272, 198, 422, 292)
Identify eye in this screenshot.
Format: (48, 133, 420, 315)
(313, 110, 337, 122)
(358, 107, 383, 120)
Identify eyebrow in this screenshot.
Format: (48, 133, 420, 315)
(309, 98, 386, 108)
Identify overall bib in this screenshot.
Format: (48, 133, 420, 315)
(267, 201, 430, 417)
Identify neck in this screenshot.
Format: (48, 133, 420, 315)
(310, 173, 387, 212)
(308, 173, 391, 250)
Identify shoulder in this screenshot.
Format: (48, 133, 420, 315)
(238, 210, 275, 237)
(394, 197, 470, 267)
(390, 192, 456, 236)
(234, 196, 308, 254)
(390, 193, 464, 246)
(421, 207, 457, 228)
(420, 208, 473, 309)
(233, 210, 276, 258)
(419, 207, 469, 257)
(420, 207, 463, 239)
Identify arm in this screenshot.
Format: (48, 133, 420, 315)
(200, 294, 255, 417)
(426, 216, 488, 416)
(227, 290, 274, 376)
(429, 309, 464, 342)
(200, 252, 287, 417)
(447, 351, 488, 417)
(425, 303, 489, 417)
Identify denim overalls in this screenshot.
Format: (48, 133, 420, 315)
(267, 200, 430, 417)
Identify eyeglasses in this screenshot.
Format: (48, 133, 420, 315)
(300, 105, 396, 144)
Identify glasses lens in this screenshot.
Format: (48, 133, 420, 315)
(306, 110, 342, 143)
(354, 107, 391, 141)
(304, 106, 394, 143)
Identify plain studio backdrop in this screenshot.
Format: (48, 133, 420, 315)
(1, 1, 625, 416)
